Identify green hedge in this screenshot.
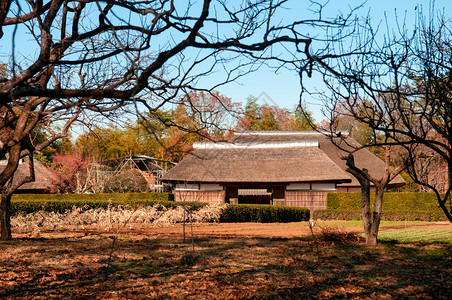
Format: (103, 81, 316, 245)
(10, 193, 206, 215)
(12, 192, 169, 202)
(220, 204, 310, 223)
(313, 209, 448, 222)
(326, 192, 449, 221)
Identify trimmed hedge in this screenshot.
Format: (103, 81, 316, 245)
(313, 209, 448, 222)
(325, 192, 450, 221)
(12, 192, 169, 202)
(327, 192, 449, 211)
(10, 193, 206, 216)
(220, 204, 310, 223)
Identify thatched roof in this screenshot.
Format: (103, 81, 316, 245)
(0, 159, 56, 193)
(230, 131, 406, 188)
(161, 139, 351, 184)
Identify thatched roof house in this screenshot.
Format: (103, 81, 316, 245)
(162, 131, 405, 211)
(164, 140, 351, 184)
(0, 159, 56, 193)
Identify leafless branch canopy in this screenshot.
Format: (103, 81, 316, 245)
(0, 0, 359, 187)
(306, 5, 452, 221)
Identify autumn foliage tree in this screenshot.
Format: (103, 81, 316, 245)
(51, 153, 89, 194)
(150, 91, 241, 161)
(236, 96, 315, 131)
(74, 90, 240, 162)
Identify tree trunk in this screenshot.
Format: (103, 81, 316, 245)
(437, 163, 452, 222)
(360, 180, 376, 246)
(368, 186, 384, 246)
(361, 184, 385, 246)
(0, 193, 12, 241)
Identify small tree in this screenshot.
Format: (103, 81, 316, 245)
(51, 153, 89, 194)
(342, 145, 405, 246)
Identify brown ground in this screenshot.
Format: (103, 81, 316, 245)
(1, 222, 451, 299)
(11, 220, 448, 240)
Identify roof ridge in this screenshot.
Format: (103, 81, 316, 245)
(234, 130, 349, 136)
(194, 140, 319, 149)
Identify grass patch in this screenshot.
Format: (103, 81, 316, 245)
(377, 228, 452, 243)
(314, 220, 433, 228)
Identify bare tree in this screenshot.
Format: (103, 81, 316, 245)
(0, 0, 360, 240)
(312, 126, 406, 245)
(303, 5, 452, 228)
(343, 144, 405, 246)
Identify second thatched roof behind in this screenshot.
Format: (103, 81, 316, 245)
(0, 159, 57, 193)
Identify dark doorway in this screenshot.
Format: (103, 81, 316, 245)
(237, 188, 273, 204)
(238, 195, 272, 205)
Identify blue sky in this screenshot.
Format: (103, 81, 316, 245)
(209, 0, 452, 122)
(2, 0, 451, 124)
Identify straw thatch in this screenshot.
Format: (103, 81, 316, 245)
(230, 131, 406, 188)
(0, 159, 56, 193)
(162, 140, 351, 184)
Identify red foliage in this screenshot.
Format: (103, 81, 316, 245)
(51, 153, 89, 193)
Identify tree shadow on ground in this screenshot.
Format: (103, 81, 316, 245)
(1, 233, 451, 299)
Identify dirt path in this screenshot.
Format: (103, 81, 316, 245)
(25, 221, 451, 240)
(134, 221, 452, 238)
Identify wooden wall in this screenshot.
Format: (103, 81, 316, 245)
(284, 190, 327, 211)
(174, 190, 225, 204)
(173, 186, 329, 211)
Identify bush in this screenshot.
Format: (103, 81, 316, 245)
(103, 169, 150, 193)
(11, 203, 226, 230)
(327, 192, 448, 211)
(12, 192, 169, 202)
(220, 204, 310, 223)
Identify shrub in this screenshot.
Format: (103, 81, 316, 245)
(12, 192, 170, 202)
(327, 192, 448, 211)
(11, 203, 227, 230)
(103, 169, 150, 193)
(220, 204, 310, 223)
